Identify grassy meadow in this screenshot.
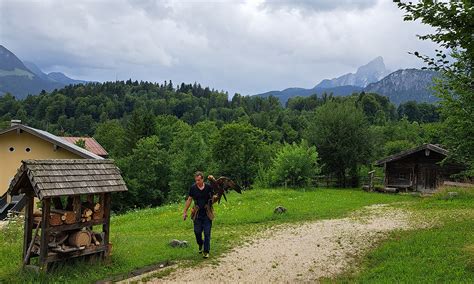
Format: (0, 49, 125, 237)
(0, 187, 473, 283)
(337, 187, 474, 283)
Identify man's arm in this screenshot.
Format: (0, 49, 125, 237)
(183, 196, 192, 220)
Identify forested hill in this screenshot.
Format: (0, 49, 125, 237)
(0, 80, 438, 138)
(0, 80, 441, 211)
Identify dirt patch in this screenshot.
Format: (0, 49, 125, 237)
(126, 204, 415, 283)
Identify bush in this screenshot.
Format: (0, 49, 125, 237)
(268, 141, 320, 187)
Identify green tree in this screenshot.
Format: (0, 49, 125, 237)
(168, 124, 217, 201)
(115, 136, 170, 211)
(269, 141, 320, 187)
(213, 123, 269, 187)
(94, 120, 127, 157)
(306, 100, 372, 187)
(396, 0, 474, 176)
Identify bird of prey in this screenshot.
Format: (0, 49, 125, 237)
(207, 175, 242, 204)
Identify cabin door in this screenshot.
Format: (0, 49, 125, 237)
(424, 168, 437, 191)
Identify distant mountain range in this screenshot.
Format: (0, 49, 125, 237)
(255, 57, 438, 105)
(0, 45, 89, 99)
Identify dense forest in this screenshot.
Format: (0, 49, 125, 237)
(0, 81, 446, 211)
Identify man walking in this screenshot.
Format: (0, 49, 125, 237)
(183, 171, 214, 258)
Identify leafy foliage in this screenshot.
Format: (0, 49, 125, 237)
(0, 77, 448, 209)
(212, 123, 270, 187)
(268, 141, 320, 187)
(306, 100, 372, 186)
(396, 0, 474, 176)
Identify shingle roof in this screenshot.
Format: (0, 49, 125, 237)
(61, 137, 108, 157)
(0, 124, 103, 160)
(8, 159, 128, 199)
(375, 144, 448, 166)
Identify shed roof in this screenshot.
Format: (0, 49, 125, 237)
(375, 144, 448, 166)
(61, 137, 108, 157)
(0, 124, 103, 160)
(8, 159, 127, 199)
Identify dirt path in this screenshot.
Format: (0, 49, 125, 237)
(127, 204, 414, 283)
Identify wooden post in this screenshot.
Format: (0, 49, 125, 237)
(39, 198, 51, 270)
(102, 193, 111, 257)
(22, 193, 34, 264)
(73, 196, 82, 222)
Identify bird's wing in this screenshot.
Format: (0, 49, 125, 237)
(216, 176, 243, 194)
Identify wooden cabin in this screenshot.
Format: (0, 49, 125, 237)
(375, 144, 464, 192)
(8, 159, 127, 271)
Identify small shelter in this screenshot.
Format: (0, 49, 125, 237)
(8, 159, 127, 271)
(375, 144, 464, 192)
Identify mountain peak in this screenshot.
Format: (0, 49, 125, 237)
(316, 56, 390, 88)
(0, 45, 29, 71)
(357, 56, 386, 74)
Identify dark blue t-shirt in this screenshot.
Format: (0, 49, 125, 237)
(188, 183, 213, 217)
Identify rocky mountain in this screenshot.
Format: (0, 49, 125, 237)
(364, 69, 438, 105)
(24, 61, 89, 85)
(316, 56, 390, 88)
(254, 57, 438, 105)
(0, 45, 88, 99)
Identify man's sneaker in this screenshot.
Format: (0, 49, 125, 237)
(203, 252, 209, 259)
(198, 245, 203, 254)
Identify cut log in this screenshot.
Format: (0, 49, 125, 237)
(82, 201, 101, 212)
(81, 207, 93, 218)
(68, 230, 91, 247)
(92, 210, 104, 220)
(49, 212, 64, 226)
(93, 203, 101, 212)
(51, 209, 76, 224)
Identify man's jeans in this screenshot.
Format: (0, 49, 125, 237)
(194, 215, 212, 253)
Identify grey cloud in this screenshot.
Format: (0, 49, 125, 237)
(0, 0, 436, 95)
(262, 0, 378, 12)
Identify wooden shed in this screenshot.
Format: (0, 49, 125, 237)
(7, 159, 127, 271)
(375, 144, 464, 192)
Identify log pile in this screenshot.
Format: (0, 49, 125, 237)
(29, 198, 106, 258)
(81, 202, 101, 222)
(31, 229, 104, 255)
(33, 202, 102, 226)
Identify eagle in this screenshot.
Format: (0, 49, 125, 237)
(207, 175, 243, 204)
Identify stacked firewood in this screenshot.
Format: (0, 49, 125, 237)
(33, 202, 102, 226)
(33, 210, 75, 226)
(30, 229, 104, 255)
(81, 202, 102, 222)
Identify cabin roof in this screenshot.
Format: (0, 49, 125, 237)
(61, 137, 108, 157)
(375, 144, 448, 166)
(8, 159, 128, 199)
(0, 124, 103, 160)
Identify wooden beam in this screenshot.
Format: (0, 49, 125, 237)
(47, 219, 105, 233)
(39, 198, 51, 270)
(102, 193, 111, 256)
(22, 193, 34, 264)
(73, 196, 81, 222)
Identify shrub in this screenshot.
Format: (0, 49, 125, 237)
(268, 141, 320, 187)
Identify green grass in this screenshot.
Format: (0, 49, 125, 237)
(337, 187, 474, 283)
(0, 188, 413, 283)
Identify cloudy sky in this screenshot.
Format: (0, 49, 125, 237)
(0, 0, 435, 95)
